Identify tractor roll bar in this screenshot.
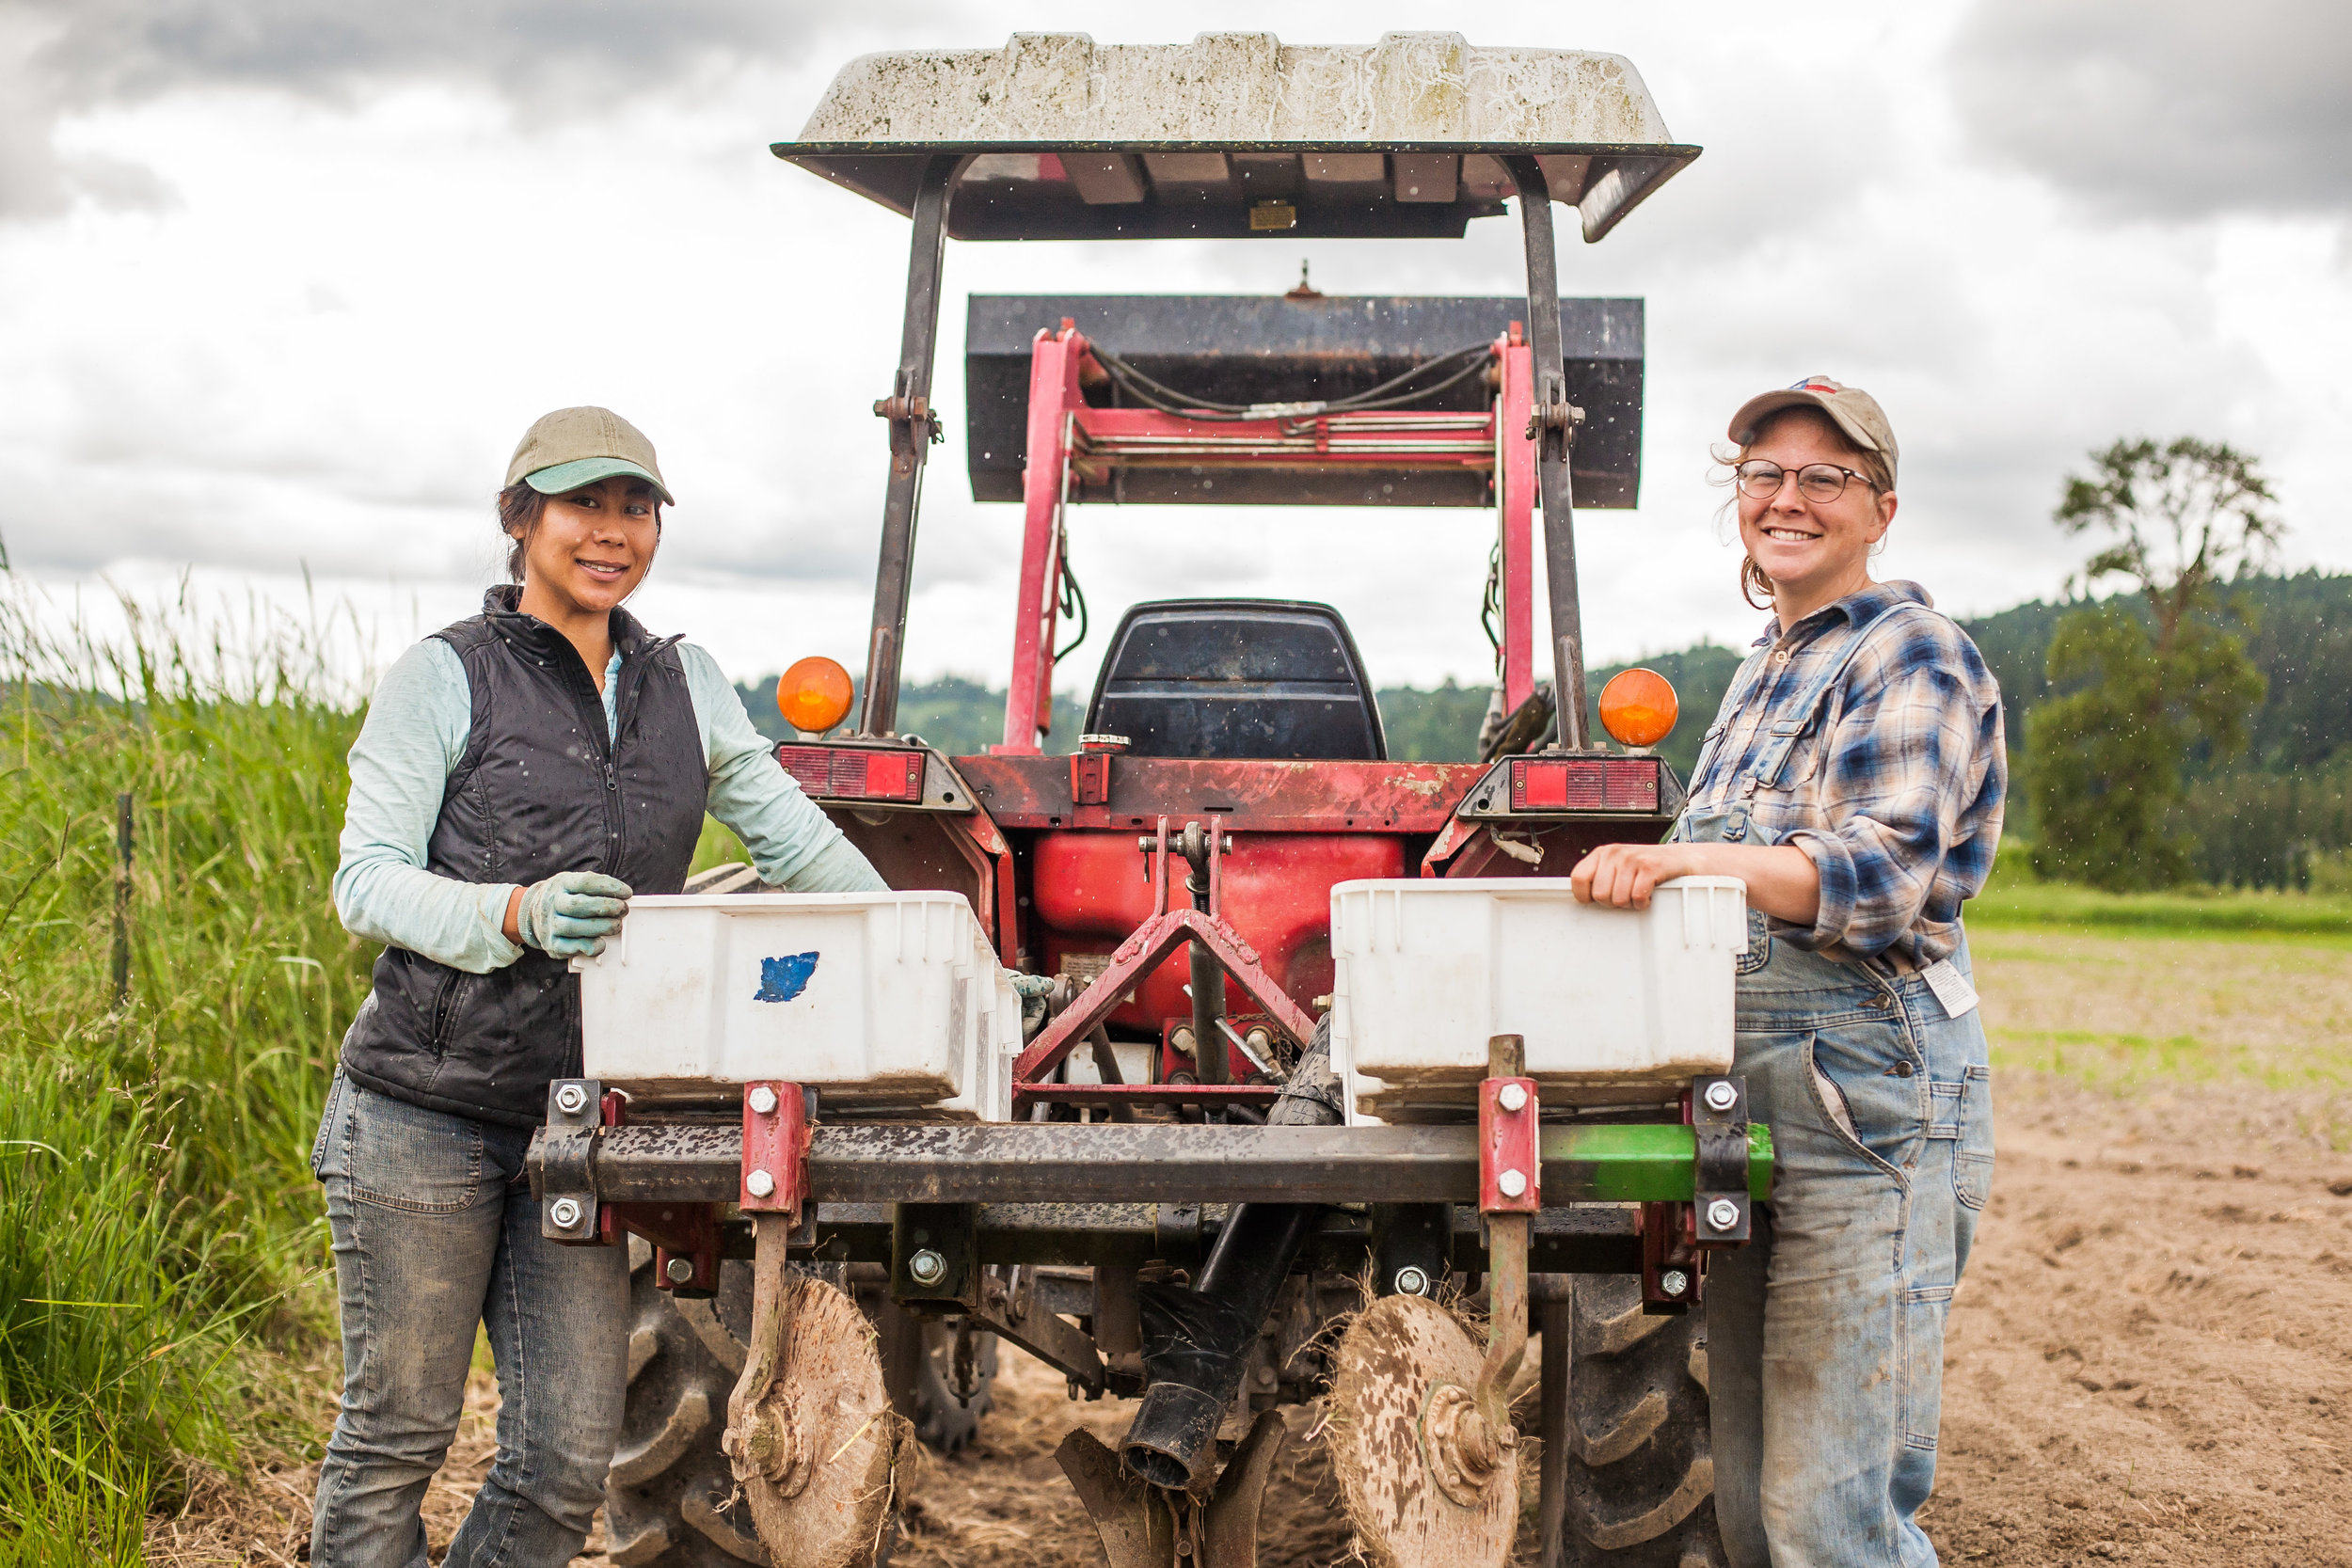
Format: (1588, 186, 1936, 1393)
(858, 154, 965, 737)
(1510, 155, 1592, 749)
(847, 166, 1622, 744)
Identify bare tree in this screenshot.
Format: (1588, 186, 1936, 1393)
(2057, 436, 2283, 653)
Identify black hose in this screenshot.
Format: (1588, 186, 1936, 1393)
(1091, 341, 1494, 424)
(1052, 545, 1089, 665)
(1122, 1202, 1325, 1489)
(1118, 1020, 1343, 1489)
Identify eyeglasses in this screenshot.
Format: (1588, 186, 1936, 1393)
(1734, 459, 1878, 502)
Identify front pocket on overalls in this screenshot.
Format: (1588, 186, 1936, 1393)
(1807, 1015, 1926, 1172)
(1737, 906, 1772, 975)
(1952, 1062, 1994, 1211)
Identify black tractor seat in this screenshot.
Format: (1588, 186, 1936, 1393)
(1084, 599, 1387, 761)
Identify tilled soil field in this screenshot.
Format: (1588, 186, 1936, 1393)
(156, 928, 2352, 1566)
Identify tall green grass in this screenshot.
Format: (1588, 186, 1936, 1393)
(0, 581, 372, 1553)
(1970, 875, 2352, 939)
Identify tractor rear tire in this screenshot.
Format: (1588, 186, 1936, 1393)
(601, 1243, 996, 1567)
(1561, 1274, 1725, 1568)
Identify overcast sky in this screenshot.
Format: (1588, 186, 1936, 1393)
(2, 0, 2346, 705)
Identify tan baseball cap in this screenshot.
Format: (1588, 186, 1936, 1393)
(1728, 375, 1898, 486)
(504, 405, 675, 505)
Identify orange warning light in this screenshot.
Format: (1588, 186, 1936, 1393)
(1598, 668, 1678, 750)
(777, 657, 853, 735)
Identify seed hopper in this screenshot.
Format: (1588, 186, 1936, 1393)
(527, 33, 1766, 1568)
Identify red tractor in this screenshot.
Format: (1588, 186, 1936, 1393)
(531, 33, 1763, 1568)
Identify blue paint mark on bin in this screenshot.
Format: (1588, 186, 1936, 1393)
(755, 952, 819, 1004)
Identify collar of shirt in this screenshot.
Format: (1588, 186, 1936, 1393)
(1754, 578, 1936, 651)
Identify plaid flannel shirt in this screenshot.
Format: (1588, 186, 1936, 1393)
(1683, 580, 2006, 966)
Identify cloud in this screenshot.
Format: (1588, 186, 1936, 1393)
(0, 0, 864, 219)
(1948, 0, 2352, 221)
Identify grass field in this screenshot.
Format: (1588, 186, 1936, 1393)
(1971, 866, 2352, 940)
(3, 579, 2346, 1562)
(1973, 925, 2352, 1154)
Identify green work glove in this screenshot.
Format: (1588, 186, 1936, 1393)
(516, 871, 633, 958)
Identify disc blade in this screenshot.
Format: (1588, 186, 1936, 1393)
(1327, 1294, 1520, 1568)
(731, 1274, 904, 1568)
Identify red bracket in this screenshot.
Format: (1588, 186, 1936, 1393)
(740, 1081, 809, 1221)
(1638, 1201, 1702, 1313)
(1479, 1077, 1541, 1212)
(1010, 816, 1318, 1114)
(591, 1090, 723, 1293)
(600, 1201, 720, 1294)
(1071, 749, 1112, 805)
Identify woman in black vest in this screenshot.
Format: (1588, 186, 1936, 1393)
(310, 407, 886, 1566)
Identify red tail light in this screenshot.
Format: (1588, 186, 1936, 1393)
(1509, 757, 1659, 813)
(775, 745, 924, 802)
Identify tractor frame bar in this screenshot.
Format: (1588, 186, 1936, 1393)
(541, 1118, 1772, 1208)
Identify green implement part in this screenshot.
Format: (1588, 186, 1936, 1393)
(1538, 1121, 1774, 1203)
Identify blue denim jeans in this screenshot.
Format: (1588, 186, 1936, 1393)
(309, 1069, 629, 1568)
(1705, 919, 1994, 1568)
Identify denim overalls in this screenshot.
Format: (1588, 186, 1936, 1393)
(1676, 616, 1996, 1568)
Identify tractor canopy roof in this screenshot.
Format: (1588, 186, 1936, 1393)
(773, 32, 1698, 243)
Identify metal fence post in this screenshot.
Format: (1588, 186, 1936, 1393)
(112, 790, 134, 1007)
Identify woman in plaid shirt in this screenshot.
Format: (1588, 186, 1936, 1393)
(1573, 378, 2005, 1568)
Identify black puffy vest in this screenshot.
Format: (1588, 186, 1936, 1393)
(339, 587, 707, 1126)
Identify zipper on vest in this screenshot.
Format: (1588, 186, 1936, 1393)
(599, 634, 680, 874)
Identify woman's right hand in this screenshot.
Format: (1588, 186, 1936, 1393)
(513, 871, 634, 957)
(1569, 842, 1705, 909)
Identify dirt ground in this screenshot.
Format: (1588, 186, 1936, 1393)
(154, 928, 2352, 1566)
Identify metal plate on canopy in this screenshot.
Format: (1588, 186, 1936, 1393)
(774, 32, 1699, 242)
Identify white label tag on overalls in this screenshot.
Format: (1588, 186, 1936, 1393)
(1921, 958, 1979, 1020)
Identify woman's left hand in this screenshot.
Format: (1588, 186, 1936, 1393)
(1569, 842, 1704, 909)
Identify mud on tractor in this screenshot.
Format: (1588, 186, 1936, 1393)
(527, 34, 1771, 1568)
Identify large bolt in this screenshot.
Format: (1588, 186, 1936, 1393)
(745, 1168, 777, 1198)
(548, 1196, 583, 1229)
(1392, 1265, 1432, 1298)
(666, 1256, 695, 1284)
(1708, 1197, 1742, 1231)
(1659, 1268, 1690, 1298)
(1497, 1168, 1528, 1199)
(1704, 1080, 1739, 1113)
(908, 1248, 946, 1286)
(1498, 1083, 1528, 1114)
(748, 1085, 780, 1116)
(554, 1082, 589, 1116)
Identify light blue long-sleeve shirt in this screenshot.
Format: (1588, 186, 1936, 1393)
(334, 636, 884, 974)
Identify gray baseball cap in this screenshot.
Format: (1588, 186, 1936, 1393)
(504, 405, 675, 504)
(1728, 375, 1898, 486)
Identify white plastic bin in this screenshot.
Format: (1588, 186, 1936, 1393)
(575, 891, 1020, 1120)
(1328, 877, 1747, 1123)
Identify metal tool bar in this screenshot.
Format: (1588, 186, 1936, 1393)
(761, 1199, 1644, 1272)
(564, 1120, 1770, 1207)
